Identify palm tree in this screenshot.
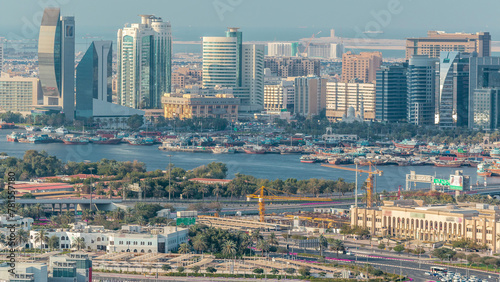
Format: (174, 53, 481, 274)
(72, 237, 86, 251)
(212, 184, 222, 202)
(192, 235, 208, 254)
(199, 185, 209, 200)
(251, 229, 263, 243)
(268, 232, 278, 246)
(168, 184, 178, 200)
(16, 229, 29, 247)
(178, 243, 191, 254)
(222, 240, 237, 257)
(329, 239, 345, 257)
(319, 235, 328, 257)
(34, 229, 48, 253)
(257, 239, 270, 257)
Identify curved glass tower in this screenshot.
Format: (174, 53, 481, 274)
(38, 8, 75, 120)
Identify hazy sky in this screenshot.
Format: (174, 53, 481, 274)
(1, 0, 498, 40)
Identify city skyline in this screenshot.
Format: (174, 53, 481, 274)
(2, 0, 500, 42)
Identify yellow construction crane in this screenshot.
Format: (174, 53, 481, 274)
(247, 186, 333, 222)
(321, 163, 383, 208)
(302, 31, 322, 57)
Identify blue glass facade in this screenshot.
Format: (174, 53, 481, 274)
(375, 64, 407, 122)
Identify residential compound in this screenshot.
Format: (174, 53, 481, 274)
(352, 200, 500, 252)
(202, 28, 264, 112)
(325, 82, 376, 121)
(405, 31, 491, 60)
(264, 57, 320, 78)
(29, 224, 188, 253)
(117, 15, 172, 109)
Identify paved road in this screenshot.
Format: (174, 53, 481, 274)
(93, 273, 306, 281)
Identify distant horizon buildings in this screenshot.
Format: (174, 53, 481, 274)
(405, 31, 491, 60)
(341, 51, 382, 83)
(264, 57, 320, 77)
(267, 42, 298, 57)
(117, 15, 172, 109)
(307, 43, 344, 59)
(37, 7, 75, 121)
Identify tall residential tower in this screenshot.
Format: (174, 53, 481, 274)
(117, 15, 172, 109)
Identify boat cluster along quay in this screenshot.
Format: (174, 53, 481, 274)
(6, 127, 160, 146)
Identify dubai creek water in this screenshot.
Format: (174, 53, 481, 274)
(0, 129, 493, 192)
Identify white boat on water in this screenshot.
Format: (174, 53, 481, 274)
(212, 145, 235, 154)
(41, 126, 54, 133)
(55, 127, 69, 134)
(25, 126, 40, 132)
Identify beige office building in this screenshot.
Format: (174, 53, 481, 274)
(352, 200, 500, 252)
(0, 76, 41, 114)
(341, 51, 382, 83)
(162, 93, 239, 121)
(294, 77, 328, 116)
(405, 31, 491, 60)
(264, 80, 294, 112)
(325, 82, 375, 121)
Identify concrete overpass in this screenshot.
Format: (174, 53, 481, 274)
(0, 199, 122, 212)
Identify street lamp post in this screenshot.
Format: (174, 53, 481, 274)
(167, 154, 172, 201)
(88, 168, 95, 212)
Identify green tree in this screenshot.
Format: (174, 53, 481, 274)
(190, 265, 201, 274)
(222, 240, 237, 257)
(253, 268, 264, 274)
(127, 114, 144, 130)
(270, 268, 279, 275)
(377, 243, 385, 250)
(298, 266, 311, 277)
(34, 229, 48, 253)
(48, 235, 59, 250)
(285, 268, 296, 275)
(177, 266, 185, 273)
(161, 264, 172, 271)
(432, 247, 456, 262)
(268, 232, 279, 246)
(178, 243, 191, 254)
(257, 239, 270, 257)
(71, 237, 86, 251)
(393, 244, 405, 255)
(329, 239, 345, 257)
(319, 235, 328, 257)
(206, 266, 217, 273)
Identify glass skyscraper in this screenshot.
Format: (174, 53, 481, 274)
(38, 8, 75, 120)
(407, 55, 438, 125)
(436, 51, 470, 128)
(375, 64, 407, 122)
(75, 41, 112, 119)
(117, 15, 172, 109)
(469, 56, 500, 129)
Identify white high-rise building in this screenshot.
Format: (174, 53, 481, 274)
(0, 39, 3, 76)
(325, 82, 376, 121)
(202, 28, 264, 112)
(242, 44, 265, 111)
(264, 80, 294, 112)
(117, 15, 172, 109)
(202, 36, 238, 88)
(267, 42, 298, 57)
(308, 43, 344, 59)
